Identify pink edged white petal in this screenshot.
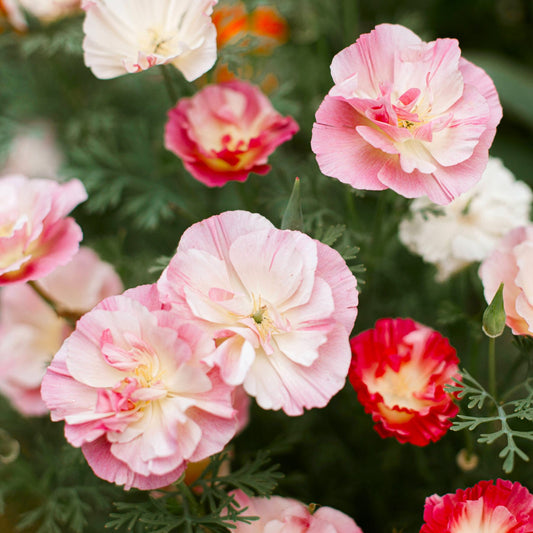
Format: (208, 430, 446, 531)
(42, 288, 238, 490)
(244, 323, 350, 416)
(228, 229, 318, 310)
(82, 436, 186, 491)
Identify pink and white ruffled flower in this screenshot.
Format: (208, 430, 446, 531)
(420, 479, 533, 533)
(41, 284, 237, 490)
(0, 175, 87, 285)
(164, 80, 299, 187)
(399, 158, 532, 281)
(311, 24, 502, 205)
(479, 225, 533, 336)
(82, 0, 218, 81)
(0, 247, 123, 416)
(349, 318, 459, 446)
(157, 210, 358, 416)
(228, 490, 363, 532)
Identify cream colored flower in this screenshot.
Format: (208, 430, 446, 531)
(18, 0, 80, 22)
(82, 0, 218, 81)
(399, 158, 532, 281)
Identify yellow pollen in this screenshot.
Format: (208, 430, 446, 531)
(398, 119, 416, 130)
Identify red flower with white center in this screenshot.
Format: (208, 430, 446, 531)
(420, 479, 533, 533)
(349, 317, 459, 446)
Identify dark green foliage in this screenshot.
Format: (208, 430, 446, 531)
(0, 0, 532, 532)
(106, 451, 282, 532)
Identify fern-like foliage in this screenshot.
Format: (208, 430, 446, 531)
(446, 368, 533, 473)
(107, 450, 283, 532)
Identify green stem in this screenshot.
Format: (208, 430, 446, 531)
(161, 64, 178, 104)
(488, 337, 497, 399)
(28, 281, 78, 327)
(178, 480, 203, 517)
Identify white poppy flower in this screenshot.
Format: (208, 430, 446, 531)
(82, 0, 218, 81)
(399, 158, 533, 281)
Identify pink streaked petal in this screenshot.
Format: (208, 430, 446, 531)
(460, 57, 503, 131)
(314, 241, 358, 334)
(283, 277, 335, 325)
(356, 125, 399, 154)
(274, 329, 329, 367)
(82, 437, 185, 490)
(244, 324, 350, 415)
(377, 159, 453, 204)
(331, 24, 422, 97)
(395, 38, 463, 115)
(312, 99, 390, 191)
(398, 140, 437, 174)
(175, 210, 275, 260)
(229, 229, 318, 310)
(210, 336, 256, 386)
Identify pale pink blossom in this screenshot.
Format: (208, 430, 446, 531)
(41, 284, 237, 490)
(311, 24, 502, 205)
(0, 247, 123, 416)
(228, 490, 363, 532)
(479, 225, 533, 336)
(2, 121, 64, 180)
(165, 80, 299, 187)
(157, 211, 358, 416)
(0, 175, 87, 285)
(18, 0, 80, 22)
(82, 0, 218, 81)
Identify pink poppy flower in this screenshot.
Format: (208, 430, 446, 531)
(420, 479, 533, 533)
(311, 24, 502, 205)
(228, 490, 363, 532)
(82, 0, 218, 81)
(41, 284, 237, 490)
(0, 247, 123, 416)
(164, 80, 299, 187)
(479, 225, 533, 336)
(349, 318, 459, 446)
(157, 210, 358, 416)
(0, 175, 87, 285)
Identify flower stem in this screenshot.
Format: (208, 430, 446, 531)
(28, 281, 78, 327)
(488, 337, 497, 399)
(161, 64, 179, 105)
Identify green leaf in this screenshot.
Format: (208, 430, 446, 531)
(482, 283, 506, 338)
(281, 177, 303, 231)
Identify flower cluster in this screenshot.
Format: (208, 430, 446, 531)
(399, 158, 532, 280)
(349, 318, 459, 446)
(312, 23, 502, 204)
(41, 210, 359, 487)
